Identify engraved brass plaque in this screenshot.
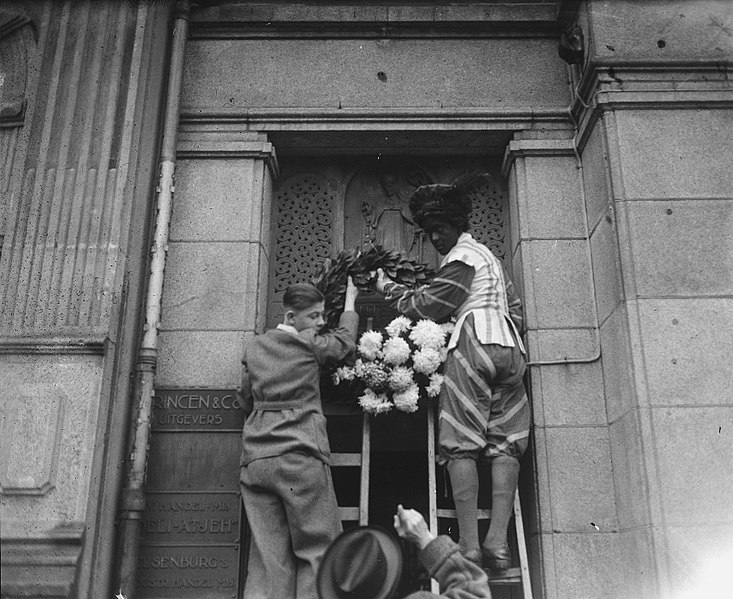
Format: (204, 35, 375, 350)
(144, 492, 240, 544)
(138, 389, 246, 598)
(152, 389, 245, 431)
(137, 546, 239, 599)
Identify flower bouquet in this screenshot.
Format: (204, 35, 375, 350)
(332, 316, 454, 415)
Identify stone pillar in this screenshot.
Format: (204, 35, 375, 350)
(503, 134, 620, 599)
(0, 2, 173, 597)
(563, 1, 733, 597)
(156, 128, 278, 389)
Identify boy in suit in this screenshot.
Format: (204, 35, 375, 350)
(239, 278, 359, 599)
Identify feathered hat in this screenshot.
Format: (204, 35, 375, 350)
(408, 171, 489, 228)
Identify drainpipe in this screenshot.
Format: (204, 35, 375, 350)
(116, 1, 190, 596)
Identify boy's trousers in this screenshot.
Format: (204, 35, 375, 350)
(239, 452, 342, 599)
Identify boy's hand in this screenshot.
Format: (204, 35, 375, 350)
(374, 268, 392, 294)
(344, 276, 359, 311)
(393, 504, 435, 550)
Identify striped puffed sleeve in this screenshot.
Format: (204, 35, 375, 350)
(383, 261, 474, 322)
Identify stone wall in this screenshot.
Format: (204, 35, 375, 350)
(0, 1, 172, 597)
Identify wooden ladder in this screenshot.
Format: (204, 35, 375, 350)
(330, 411, 371, 526)
(427, 405, 533, 598)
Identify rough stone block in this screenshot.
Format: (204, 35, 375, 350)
(652, 406, 733, 525)
(544, 426, 617, 533)
(507, 166, 521, 255)
(581, 124, 611, 230)
(0, 355, 102, 535)
(524, 155, 586, 239)
(617, 527, 659, 599)
(156, 331, 246, 387)
(182, 38, 570, 110)
(552, 532, 623, 599)
(638, 298, 733, 406)
(525, 327, 599, 364)
(589, 1, 733, 61)
(609, 409, 650, 530)
(162, 242, 252, 330)
(532, 361, 606, 427)
(255, 247, 271, 333)
(527, 533, 557, 599)
(524, 240, 595, 328)
(600, 304, 636, 422)
(623, 199, 733, 297)
(590, 216, 623, 325)
(528, 426, 553, 535)
(616, 109, 733, 200)
(171, 159, 263, 242)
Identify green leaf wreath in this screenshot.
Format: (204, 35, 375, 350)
(311, 246, 435, 331)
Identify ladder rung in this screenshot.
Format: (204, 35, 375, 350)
(331, 453, 362, 466)
(487, 568, 523, 585)
(436, 508, 492, 520)
(338, 507, 360, 521)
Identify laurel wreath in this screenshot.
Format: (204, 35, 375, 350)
(311, 246, 435, 331)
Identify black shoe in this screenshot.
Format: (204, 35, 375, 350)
(481, 543, 512, 571)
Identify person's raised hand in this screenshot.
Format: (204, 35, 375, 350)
(344, 276, 359, 311)
(393, 504, 435, 550)
(374, 268, 392, 294)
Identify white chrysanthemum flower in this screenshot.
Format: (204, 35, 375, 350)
(440, 320, 456, 335)
(382, 337, 411, 365)
(358, 330, 384, 360)
(412, 347, 443, 375)
(332, 365, 355, 386)
(360, 362, 389, 388)
(393, 383, 420, 413)
(409, 319, 446, 350)
(385, 315, 412, 338)
(358, 389, 393, 415)
(426, 373, 444, 398)
(387, 366, 414, 392)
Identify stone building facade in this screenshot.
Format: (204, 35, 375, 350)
(1, 1, 731, 598)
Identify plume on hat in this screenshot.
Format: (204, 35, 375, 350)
(409, 171, 490, 226)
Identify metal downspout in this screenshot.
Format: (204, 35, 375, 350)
(116, 1, 190, 596)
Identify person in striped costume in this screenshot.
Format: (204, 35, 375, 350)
(374, 174, 529, 572)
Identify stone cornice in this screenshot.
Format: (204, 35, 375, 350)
(189, 3, 560, 39)
(501, 138, 576, 178)
(572, 59, 733, 152)
(179, 106, 570, 132)
(0, 335, 107, 355)
(177, 127, 280, 177)
(190, 19, 562, 40)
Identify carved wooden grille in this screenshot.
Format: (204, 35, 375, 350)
(467, 178, 507, 263)
(273, 174, 335, 291)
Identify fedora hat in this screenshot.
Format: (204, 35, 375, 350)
(317, 526, 403, 599)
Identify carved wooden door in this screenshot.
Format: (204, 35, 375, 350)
(268, 156, 509, 329)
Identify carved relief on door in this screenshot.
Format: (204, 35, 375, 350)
(267, 158, 509, 329)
